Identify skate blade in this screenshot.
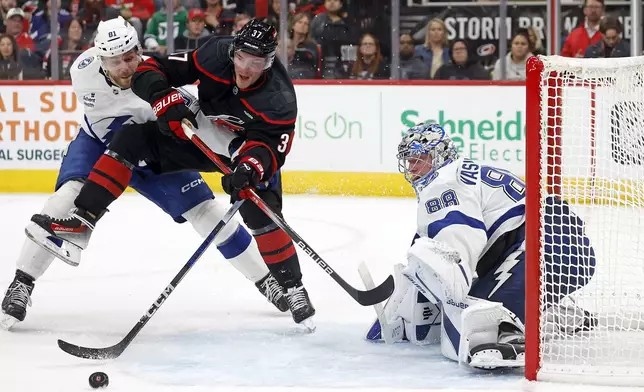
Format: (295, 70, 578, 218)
(25, 225, 81, 267)
(299, 317, 316, 333)
(0, 313, 19, 331)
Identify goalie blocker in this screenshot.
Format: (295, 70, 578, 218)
(365, 122, 597, 370)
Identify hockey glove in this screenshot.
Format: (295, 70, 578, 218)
(221, 157, 264, 202)
(151, 88, 197, 141)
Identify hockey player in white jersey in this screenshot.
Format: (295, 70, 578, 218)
(1, 17, 287, 330)
(365, 122, 597, 369)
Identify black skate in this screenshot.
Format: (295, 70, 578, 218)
(1, 270, 35, 330)
(26, 208, 102, 267)
(468, 322, 525, 370)
(284, 283, 316, 331)
(255, 273, 289, 312)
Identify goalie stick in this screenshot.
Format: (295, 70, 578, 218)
(181, 121, 394, 306)
(57, 199, 245, 360)
(358, 262, 404, 344)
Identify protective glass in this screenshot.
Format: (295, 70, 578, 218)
(233, 50, 267, 72)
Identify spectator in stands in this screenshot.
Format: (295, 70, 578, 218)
(5, 8, 34, 51)
(264, 0, 282, 33)
(174, 8, 210, 51)
(77, 0, 106, 44)
(399, 33, 429, 80)
(561, 0, 604, 57)
(30, 0, 73, 55)
(289, 13, 319, 75)
(414, 18, 450, 79)
(584, 16, 630, 58)
(310, 0, 358, 79)
(492, 30, 533, 81)
(202, 0, 235, 36)
(527, 27, 545, 56)
(232, 12, 251, 36)
(44, 17, 87, 80)
(104, 0, 155, 40)
(285, 37, 317, 79)
(144, 0, 187, 54)
(336, 32, 388, 80)
(434, 39, 490, 81)
(0, 33, 22, 79)
(0, 0, 16, 33)
(295, 0, 325, 16)
(5, 6, 42, 79)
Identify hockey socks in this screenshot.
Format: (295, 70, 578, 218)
(77, 150, 134, 216)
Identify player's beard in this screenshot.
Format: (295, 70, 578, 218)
(107, 58, 141, 89)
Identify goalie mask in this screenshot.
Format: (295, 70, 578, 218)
(397, 123, 459, 186)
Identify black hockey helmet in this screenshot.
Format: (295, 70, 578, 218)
(231, 19, 278, 70)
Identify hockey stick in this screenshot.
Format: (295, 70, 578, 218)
(57, 199, 245, 360)
(181, 122, 394, 306)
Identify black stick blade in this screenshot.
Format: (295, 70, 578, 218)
(353, 274, 395, 306)
(57, 339, 125, 360)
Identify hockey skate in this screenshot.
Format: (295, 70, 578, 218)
(26, 208, 103, 267)
(468, 321, 525, 370)
(284, 283, 316, 332)
(1, 270, 35, 330)
(255, 273, 289, 312)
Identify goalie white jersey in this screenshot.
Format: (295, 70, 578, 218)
(70, 48, 156, 144)
(414, 157, 526, 286)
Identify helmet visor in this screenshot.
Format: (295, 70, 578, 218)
(233, 49, 268, 71)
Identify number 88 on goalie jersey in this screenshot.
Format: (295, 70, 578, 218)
(414, 157, 527, 308)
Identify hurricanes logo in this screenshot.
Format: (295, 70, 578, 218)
(207, 114, 245, 132)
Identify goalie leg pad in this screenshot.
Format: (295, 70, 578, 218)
(182, 199, 269, 283)
(365, 263, 441, 346)
(459, 301, 525, 369)
(365, 264, 410, 343)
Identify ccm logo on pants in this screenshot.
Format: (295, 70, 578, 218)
(181, 178, 205, 193)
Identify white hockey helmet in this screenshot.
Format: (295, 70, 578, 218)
(94, 16, 139, 58)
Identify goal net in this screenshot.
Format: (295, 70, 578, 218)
(525, 55, 644, 386)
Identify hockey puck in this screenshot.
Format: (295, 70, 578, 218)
(89, 372, 109, 389)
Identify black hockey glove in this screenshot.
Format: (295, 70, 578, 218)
(151, 88, 197, 141)
(221, 157, 264, 202)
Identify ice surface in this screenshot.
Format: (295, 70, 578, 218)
(0, 194, 639, 392)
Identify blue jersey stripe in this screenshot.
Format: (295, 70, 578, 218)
(486, 204, 525, 240)
(442, 312, 461, 354)
(427, 211, 486, 239)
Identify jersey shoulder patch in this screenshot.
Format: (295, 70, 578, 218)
(77, 56, 94, 69)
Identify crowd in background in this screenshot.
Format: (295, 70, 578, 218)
(0, 0, 633, 81)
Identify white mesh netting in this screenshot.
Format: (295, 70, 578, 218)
(537, 56, 644, 385)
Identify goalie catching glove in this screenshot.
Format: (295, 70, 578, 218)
(151, 88, 198, 141)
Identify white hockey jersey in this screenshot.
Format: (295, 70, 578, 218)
(69, 48, 237, 158)
(70, 47, 156, 144)
(414, 157, 526, 286)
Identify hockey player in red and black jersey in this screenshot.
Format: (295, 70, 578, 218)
(28, 19, 316, 328)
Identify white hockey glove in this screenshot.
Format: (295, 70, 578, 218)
(404, 237, 471, 305)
